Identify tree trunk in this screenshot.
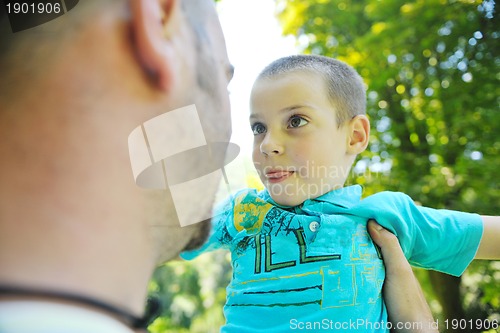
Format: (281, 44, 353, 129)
(428, 271, 465, 333)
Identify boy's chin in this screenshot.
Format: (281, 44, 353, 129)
(271, 195, 304, 207)
(268, 184, 339, 207)
(269, 190, 318, 207)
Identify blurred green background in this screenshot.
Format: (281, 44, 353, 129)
(148, 0, 499, 332)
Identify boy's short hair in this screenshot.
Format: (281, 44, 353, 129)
(256, 55, 366, 126)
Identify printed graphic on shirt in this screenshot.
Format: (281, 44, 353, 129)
(226, 191, 384, 309)
(233, 192, 273, 234)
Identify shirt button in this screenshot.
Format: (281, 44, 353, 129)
(309, 221, 320, 232)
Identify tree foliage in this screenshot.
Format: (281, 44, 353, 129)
(277, 0, 499, 331)
(148, 252, 231, 333)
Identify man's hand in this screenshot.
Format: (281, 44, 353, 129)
(368, 220, 438, 333)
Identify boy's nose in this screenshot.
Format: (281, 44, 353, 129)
(260, 132, 283, 156)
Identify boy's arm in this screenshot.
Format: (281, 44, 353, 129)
(475, 216, 500, 259)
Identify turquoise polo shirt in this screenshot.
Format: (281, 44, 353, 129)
(182, 185, 483, 332)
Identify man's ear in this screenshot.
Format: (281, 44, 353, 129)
(131, 0, 178, 92)
(347, 115, 370, 155)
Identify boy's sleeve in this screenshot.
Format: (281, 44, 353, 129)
(180, 192, 237, 260)
(358, 192, 484, 276)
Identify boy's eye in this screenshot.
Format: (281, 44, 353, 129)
(251, 123, 267, 135)
(288, 115, 308, 128)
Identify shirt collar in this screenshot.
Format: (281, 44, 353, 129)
(260, 185, 363, 210)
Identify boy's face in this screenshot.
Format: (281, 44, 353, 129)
(250, 70, 359, 206)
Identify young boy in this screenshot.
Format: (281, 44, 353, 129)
(182, 55, 499, 332)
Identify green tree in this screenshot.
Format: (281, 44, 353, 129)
(148, 252, 231, 333)
(277, 0, 499, 331)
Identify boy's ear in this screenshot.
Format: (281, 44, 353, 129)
(347, 115, 370, 155)
(131, 0, 178, 92)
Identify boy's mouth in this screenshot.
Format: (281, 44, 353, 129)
(265, 170, 295, 183)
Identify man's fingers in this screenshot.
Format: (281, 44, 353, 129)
(368, 220, 399, 249)
(368, 220, 407, 268)
(367, 219, 384, 243)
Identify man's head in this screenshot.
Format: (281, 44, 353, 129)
(0, 0, 233, 301)
(250, 55, 369, 206)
